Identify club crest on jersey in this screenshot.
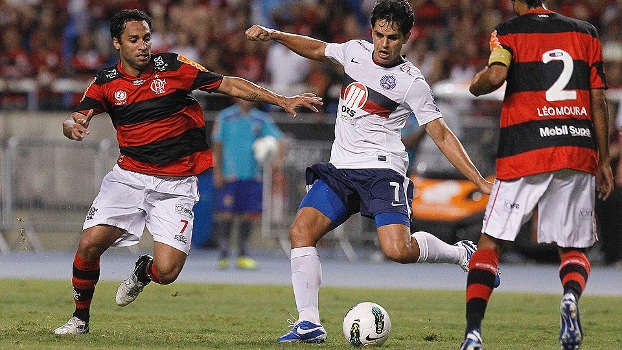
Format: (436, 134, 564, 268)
(341, 82, 368, 123)
(379, 74, 396, 90)
(151, 78, 166, 95)
(114, 90, 127, 105)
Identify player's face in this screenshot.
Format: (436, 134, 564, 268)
(371, 19, 409, 67)
(113, 20, 152, 76)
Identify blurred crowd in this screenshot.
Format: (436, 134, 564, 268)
(1, 0, 622, 112)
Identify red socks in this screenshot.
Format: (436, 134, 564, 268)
(71, 252, 100, 320)
(559, 250, 590, 298)
(465, 249, 500, 331)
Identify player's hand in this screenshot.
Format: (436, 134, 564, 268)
(245, 24, 275, 42)
(478, 178, 494, 195)
(596, 162, 614, 201)
(63, 109, 93, 141)
(282, 93, 323, 118)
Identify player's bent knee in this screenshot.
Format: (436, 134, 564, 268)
(152, 263, 183, 285)
(288, 222, 317, 248)
(154, 269, 180, 285)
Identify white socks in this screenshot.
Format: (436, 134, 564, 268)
(290, 246, 322, 324)
(411, 231, 462, 264)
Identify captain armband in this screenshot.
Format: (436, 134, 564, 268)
(488, 47, 512, 68)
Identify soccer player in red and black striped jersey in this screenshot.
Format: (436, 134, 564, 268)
(462, 1, 614, 349)
(54, 9, 322, 335)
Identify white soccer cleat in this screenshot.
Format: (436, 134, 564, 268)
(115, 254, 152, 306)
(455, 240, 477, 272)
(54, 316, 89, 335)
(454, 240, 501, 288)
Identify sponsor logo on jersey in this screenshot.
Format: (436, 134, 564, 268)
(174, 234, 188, 245)
(340, 82, 368, 123)
(106, 68, 119, 79)
(133, 79, 145, 85)
(503, 200, 520, 213)
(150, 78, 166, 95)
(178, 54, 208, 71)
(579, 208, 592, 219)
(539, 124, 591, 138)
(175, 203, 194, 218)
(85, 206, 98, 220)
(114, 90, 127, 105)
(153, 55, 168, 71)
(379, 74, 396, 90)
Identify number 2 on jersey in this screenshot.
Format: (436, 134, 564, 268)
(542, 49, 577, 102)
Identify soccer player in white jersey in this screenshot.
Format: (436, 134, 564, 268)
(247, 0, 494, 343)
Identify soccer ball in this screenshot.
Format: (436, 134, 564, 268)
(252, 135, 278, 164)
(343, 302, 391, 347)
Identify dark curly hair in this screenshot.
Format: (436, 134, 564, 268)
(110, 9, 152, 41)
(370, 0, 414, 37)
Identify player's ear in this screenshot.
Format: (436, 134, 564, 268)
(113, 37, 121, 50)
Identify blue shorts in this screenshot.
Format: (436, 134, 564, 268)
(215, 180, 262, 214)
(300, 162, 413, 229)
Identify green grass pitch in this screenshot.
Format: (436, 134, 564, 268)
(0, 279, 620, 349)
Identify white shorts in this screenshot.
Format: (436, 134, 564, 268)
(482, 169, 596, 248)
(84, 165, 200, 254)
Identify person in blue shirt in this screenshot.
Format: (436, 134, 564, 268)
(211, 98, 285, 269)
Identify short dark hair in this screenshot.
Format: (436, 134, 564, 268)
(110, 9, 152, 40)
(370, 0, 414, 37)
(524, 0, 544, 7)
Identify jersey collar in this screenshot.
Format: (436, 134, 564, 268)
(371, 54, 406, 69)
(525, 8, 554, 15)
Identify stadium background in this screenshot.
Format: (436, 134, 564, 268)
(0, 0, 621, 268)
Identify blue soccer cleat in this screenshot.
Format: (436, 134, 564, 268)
(455, 240, 501, 288)
(559, 293, 582, 350)
(277, 320, 327, 343)
(460, 328, 483, 350)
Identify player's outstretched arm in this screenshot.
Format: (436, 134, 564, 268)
(424, 118, 493, 194)
(62, 109, 93, 141)
(245, 24, 330, 63)
(217, 76, 323, 118)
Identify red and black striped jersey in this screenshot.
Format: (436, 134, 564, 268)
(492, 9, 607, 180)
(75, 52, 223, 177)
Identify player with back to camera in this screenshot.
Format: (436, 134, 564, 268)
(53, 9, 322, 335)
(246, 0, 497, 343)
(460, 0, 613, 349)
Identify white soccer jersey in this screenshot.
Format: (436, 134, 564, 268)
(325, 40, 442, 176)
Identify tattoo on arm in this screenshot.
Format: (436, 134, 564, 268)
(245, 93, 263, 102)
